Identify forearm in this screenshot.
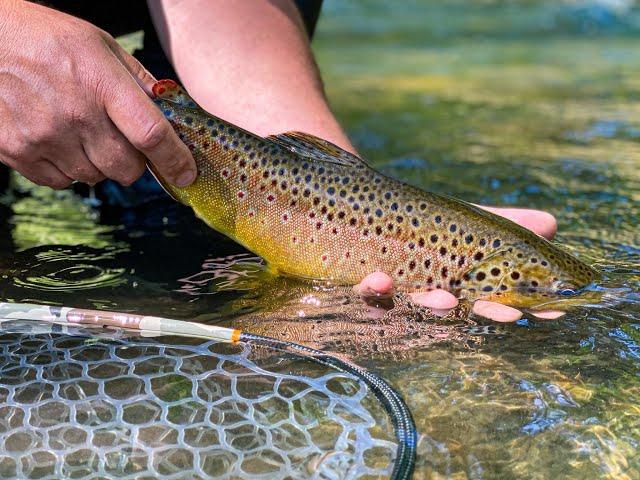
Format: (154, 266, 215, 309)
(148, 0, 355, 152)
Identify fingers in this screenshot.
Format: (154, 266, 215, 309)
(477, 205, 557, 240)
(7, 157, 73, 190)
(102, 65, 196, 188)
(82, 117, 146, 186)
(51, 143, 105, 186)
(472, 300, 523, 322)
(529, 310, 565, 320)
(353, 271, 394, 296)
(355, 273, 564, 323)
(409, 290, 458, 310)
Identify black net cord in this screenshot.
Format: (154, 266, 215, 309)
(239, 332, 417, 480)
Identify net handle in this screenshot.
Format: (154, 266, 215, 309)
(0, 301, 417, 480)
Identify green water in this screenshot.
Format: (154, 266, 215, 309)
(1, 1, 639, 478)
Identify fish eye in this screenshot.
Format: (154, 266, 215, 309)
(553, 281, 577, 296)
(558, 288, 576, 296)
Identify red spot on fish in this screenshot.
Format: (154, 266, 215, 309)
(203, 142, 210, 149)
(321, 255, 327, 262)
(345, 252, 350, 258)
(309, 212, 316, 219)
(240, 174, 247, 182)
(292, 236, 297, 243)
(267, 195, 275, 202)
(237, 191, 245, 199)
(316, 222, 322, 230)
(152, 79, 179, 98)
(248, 210, 255, 217)
(332, 228, 338, 235)
(282, 214, 288, 221)
(221, 169, 229, 178)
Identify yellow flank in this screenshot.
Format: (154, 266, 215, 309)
(149, 79, 599, 309)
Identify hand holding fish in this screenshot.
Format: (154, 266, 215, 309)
(0, 1, 196, 189)
(150, 80, 598, 323)
(355, 206, 563, 322)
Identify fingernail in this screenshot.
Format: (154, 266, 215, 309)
(175, 169, 196, 187)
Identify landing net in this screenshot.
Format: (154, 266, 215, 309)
(0, 303, 416, 479)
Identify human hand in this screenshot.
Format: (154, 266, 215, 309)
(0, 1, 196, 189)
(355, 206, 565, 322)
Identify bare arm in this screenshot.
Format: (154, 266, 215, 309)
(148, 0, 354, 152)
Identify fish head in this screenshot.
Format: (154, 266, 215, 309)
(459, 237, 600, 309)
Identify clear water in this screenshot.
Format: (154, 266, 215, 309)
(1, 0, 639, 478)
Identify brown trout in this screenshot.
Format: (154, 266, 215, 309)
(149, 80, 598, 308)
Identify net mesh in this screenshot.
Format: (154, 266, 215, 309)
(0, 320, 397, 479)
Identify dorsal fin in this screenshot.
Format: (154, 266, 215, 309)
(266, 131, 368, 168)
(152, 79, 200, 109)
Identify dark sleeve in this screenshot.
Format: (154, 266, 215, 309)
(294, 0, 323, 38)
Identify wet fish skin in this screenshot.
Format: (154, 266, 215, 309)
(149, 80, 598, 308)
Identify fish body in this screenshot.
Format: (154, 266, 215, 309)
(150, 80, 598, 308)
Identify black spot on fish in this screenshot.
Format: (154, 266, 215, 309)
(479, 239, 487, 247)
(449, 224, 457, 233)
(434, 215, 442, 224)
(476, 272, 486, 281)
(430, 234, 438, 243)
(474, 252, 484, 261)
(491, 268, 500, 276)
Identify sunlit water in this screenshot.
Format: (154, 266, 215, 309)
(0, 1, 638, 478)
